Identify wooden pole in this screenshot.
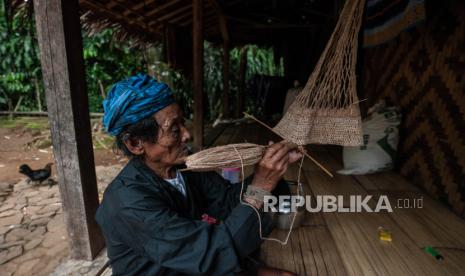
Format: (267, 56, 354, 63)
(193, 0, 204, 150)
(236, 46, 248, 118)
(33, 0, 104, 260)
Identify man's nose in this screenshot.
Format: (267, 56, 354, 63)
(182, 127, 192, 143)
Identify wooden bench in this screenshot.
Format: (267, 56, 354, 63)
(213, 123, 465, 275)
(99, 122, 465, 275)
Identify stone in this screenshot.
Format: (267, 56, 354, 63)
(38, 256, 67, 276)
(14, 202, 27, 211)
(24, 226, 46, 240)
(78, 266, 91, 274)
(42, 230, 67, 248)
(0, 225, 12, 235)
(2, 197, 16, 206)
(21, 216, 32, 226)
(5, 227, 30, 242)
(14, 257, 40, 276)
(47, 214, 64, 233)
(22, 205, 43, 215)
(10, 247, 46, 263)
(29, 217, 50, 227)
(24, 237, 43, 250)
(39, 185, 57, 192)
(24, 190, 40, 198)
(27, 195, 43, 205)
(13, 180, 29, 192)
(0, 240, 25, 250)
(0, 213, 23, 226)
(30, 212, 56, 221)
(37, 197, 61, 206)
(0, 203, 14, 213)
(0, 245, 23, 264)
(3, 262, 17, 276)
(45, 239, 68, 256)
(37, 204, 61, 215)
(0, 210, 17, 218)
(0, 182, 12, 192)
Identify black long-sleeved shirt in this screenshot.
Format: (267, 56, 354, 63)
(95, 158, 273, 275)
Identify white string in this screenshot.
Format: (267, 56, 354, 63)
(233, 145, 305, 245)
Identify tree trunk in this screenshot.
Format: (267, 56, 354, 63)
(35, 77, 42, 111)
(14, 96, 23, 112)
(98, 79, 106, 99)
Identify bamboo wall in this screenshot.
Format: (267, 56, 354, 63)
(361, 0, 465, 217)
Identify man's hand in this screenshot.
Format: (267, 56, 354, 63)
(251, 140, 302, 192)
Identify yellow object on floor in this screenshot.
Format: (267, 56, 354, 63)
(378, 227, 392, 242)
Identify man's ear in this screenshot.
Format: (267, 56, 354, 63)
(123, 138, 144, 156)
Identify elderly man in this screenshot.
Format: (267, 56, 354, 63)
(96, 74, 301, 275)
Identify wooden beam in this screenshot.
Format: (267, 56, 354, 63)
(172, 11, 194, 25)
(122, 0, 156, 16)
(148, 4, 192, 27)
(179, 9, 215, 26)
(234, 24, 316, 30)
(146, 0, 183, 17)
(193, 0, 204, 149)
(80, 0, 160, 36)
(109, 0, 160, 26)
(225, 15, 267, 27)
(34, 0, 104, 260)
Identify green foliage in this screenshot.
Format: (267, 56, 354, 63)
(203, 42, 224, 119)
(0, 1, 42, 111)
(206, 43, 284, 119)
(82, 29, 145, 112)
(0, 1, 283, 120)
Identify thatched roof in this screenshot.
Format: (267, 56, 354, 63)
(8, 0, 339, 45)
(77, 0, 338, 46)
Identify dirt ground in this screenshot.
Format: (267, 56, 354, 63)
(0, 126, 123, 185)
(0, 118, 126, 276)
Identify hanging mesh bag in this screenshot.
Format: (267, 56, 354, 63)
(273, 0, 366, 146)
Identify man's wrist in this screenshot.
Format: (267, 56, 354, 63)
(243, 195, 263, 209)
(242, 185, 271, 209)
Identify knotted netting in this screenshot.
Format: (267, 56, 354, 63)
(273, 0, 366, 146)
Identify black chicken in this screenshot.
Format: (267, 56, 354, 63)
(19, 163, 53, 184)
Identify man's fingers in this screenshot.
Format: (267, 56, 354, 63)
(274, 153, 290, 169)
(263, 142, 285, 160)
(267, 144, 292, 164)
(288, 150, 303, 163)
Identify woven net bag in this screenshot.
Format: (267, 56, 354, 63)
(273, 0, 365, 146)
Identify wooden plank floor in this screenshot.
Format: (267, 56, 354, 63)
(216, 122, 465, 276)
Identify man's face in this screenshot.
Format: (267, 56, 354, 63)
(142, 103, 191, 166)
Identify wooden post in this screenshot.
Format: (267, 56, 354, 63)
(33, 0, 104, 260)
(236, 46, 248, 118)
(193, 0, 204, 149)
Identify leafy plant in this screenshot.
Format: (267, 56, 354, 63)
(1, 1, 283, 121)
(0, 0, 42, 111)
